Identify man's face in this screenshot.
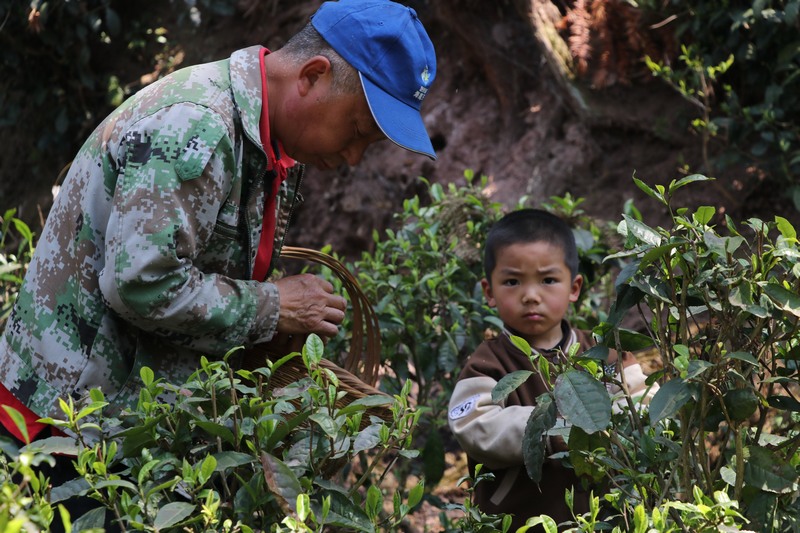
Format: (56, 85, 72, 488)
(280, 86, 386, 170)
(481, 241, 582, 350)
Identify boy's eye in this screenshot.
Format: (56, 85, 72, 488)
(502, 278, 519, 286)
(543, 277, 558, 285)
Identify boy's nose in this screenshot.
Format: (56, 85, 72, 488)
(522, 287, 541, 304)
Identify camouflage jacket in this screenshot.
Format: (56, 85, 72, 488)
(0, 45, 304, 420)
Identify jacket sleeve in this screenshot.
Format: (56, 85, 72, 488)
(448, 375, 533, 470)
(99, 102, 279, 354)
(608, 357, 660, 413)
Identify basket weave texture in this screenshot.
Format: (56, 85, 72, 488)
(241, 246, 392, 423)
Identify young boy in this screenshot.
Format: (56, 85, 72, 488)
(447, 208, 655, 530)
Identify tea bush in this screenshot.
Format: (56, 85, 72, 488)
(6, 175, 797, 530)
(3, 337, 425, 532)
(640, 0, 800, 208)
(510, 175, 799, 531)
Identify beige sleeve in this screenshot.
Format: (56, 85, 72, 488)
(609, 363, 660, 414)
(448, 376, 534, 470)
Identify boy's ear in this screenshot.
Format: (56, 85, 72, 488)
(569, 274, 583, 302)
(480, 278, 496, 307)
(297, 55, 332, 96)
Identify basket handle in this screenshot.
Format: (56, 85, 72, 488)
(269, 246, 382, 387)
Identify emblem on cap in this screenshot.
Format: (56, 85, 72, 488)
(421, 66, 431, 85)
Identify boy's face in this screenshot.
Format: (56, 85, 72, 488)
(481, 241, 582, 350)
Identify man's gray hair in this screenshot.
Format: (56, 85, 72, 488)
(281, 23, 361, 95)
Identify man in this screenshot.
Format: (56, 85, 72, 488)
(0, 0, 437, 443)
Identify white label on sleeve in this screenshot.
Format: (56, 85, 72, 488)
(449, 394, 480, 420)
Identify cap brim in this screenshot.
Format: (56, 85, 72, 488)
(360, 73, 436, 160)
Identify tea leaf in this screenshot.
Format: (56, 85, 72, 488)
(522, 393, 557, 483)
(775, 215, 796, 240)
(154, 502, 195, 529)
(692, 206, 715, 225)
(649, 378, 694, 425)
(669, 174, 713, 194)
(554, 370, 611, 433)
(763, 282, 800, 317)
(742, 446, 800, 494)
(492, 370, 534, 403)
(261, 453, 302, 515)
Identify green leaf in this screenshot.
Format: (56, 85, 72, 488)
(725, 351, 759, 366)
(10, 218, 33, 243)
(633, 176, 666, 205)
(775, 215, 796, 240)
(648, 378, 694, 425)
(554, 370, 611, 433)
(309, 412, 340, 438)
(763, 282, 800, 317)
(199, 455, 217, 484)
(693, 206, 715, 225)
(366, 485, 382, 520)
(70, 507, 106, 531)
(639, 243, 681, 271)
(92, 479, 138, 492)
(742, 445, 799, 494)
(703, 231, 744, 257)
(75, 401, 109, 421)
(212, 451, 256, 472)
(492, 370, 534, 403)
(522, 394, 557, 483)
(140, 366, 155, 387)
(353, 424, 382, 452)
(261, 453, 302, 514)
(615, 329, 656, 351)
(50, 477, 91, 503)
(336, 394, 393, 417)
(154, 502, 196, 529)
(622, 216, 662, 247)
(669, 174, 713, 194)
(423, 429, 445, 487)
(766, 395, 800, 412)
(305, 333, 325, 365)
(263, 411, 311, 451)
(518, 515, 559, 533)
(1, 405, 29, 444)
(685, 360, 713, 380)
(569, 426, 610, 483)
(408, 481, 424, 509)
(509, 335, 532, 356)
(607, 285, 645, 326)
(322, 490, 375, 532)
(194, 420, 235, 445)
(21, 436, 82, 456)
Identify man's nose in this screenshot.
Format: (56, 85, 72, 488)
(341, 140, 370, 166)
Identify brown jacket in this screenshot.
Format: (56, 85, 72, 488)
(448, 322, 655, 530)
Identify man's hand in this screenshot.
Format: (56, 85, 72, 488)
(274, 273, 347, 338)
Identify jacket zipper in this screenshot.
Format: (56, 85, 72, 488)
(275, 164, 305, 258)
(244, 152, 268, 280)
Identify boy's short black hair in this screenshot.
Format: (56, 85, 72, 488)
(483, 208, 579, 282)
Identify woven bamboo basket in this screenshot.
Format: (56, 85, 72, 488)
(241, 246, 392, 425)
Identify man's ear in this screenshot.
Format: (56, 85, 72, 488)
(297, 55, 332, 96)
(481, 278, 496, 307)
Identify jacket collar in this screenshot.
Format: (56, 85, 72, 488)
(502, 320, 577, 361)
(230, 46, 266, 151)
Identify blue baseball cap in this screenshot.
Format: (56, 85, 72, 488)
(311, 0, 437, 160)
